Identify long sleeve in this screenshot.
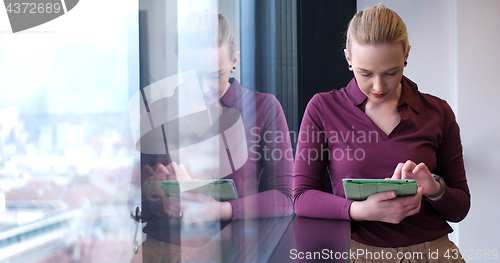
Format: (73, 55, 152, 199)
(293, 94, 353, 220)
(228, 95, 293, 219)
(428, 102, 470, 222)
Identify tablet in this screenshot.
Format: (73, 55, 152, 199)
(342, 178, 417, 201)
(160, 179, 239, 201)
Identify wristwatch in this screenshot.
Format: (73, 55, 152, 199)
(425, 174, 445, 199)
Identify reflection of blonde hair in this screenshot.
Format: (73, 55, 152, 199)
(345, 4, 408, 56)
(178, 10, 236, 60)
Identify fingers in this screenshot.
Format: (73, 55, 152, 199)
(144, 165, 170, 199)
(163, 201, 182, 218)
(156, 164, 171, 180)
(141, 165, 155, 178)
(398, 185, 423, 208)
(148, 194, 178, 218)
(150, 195, 183, 219)
(146, 162, 197, 220)
(414, 185, 424, 204)
(368, 190, 397, 203)
(155, 207, 182, 219)
(394, 160, 428, 180)
(163, 194, 183, 218)
(391, 163, 404, 179)
(401, 160, 416, 180)
(169, 162, 193, 181)
(145, 181, 164, 199)
(152, 162, 162, 171)
(179, 164, 193, 181)
(412, 162, 428, 174)
(169, 162, 182, 181)
(406, 200, 421, 217)
(182, 192, 211, 202)
(165, 162, 175, 175)
(364, 186, 423, 224)
(404, 186, 423, 216)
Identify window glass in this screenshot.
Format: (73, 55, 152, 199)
(0, 1, 139, 262)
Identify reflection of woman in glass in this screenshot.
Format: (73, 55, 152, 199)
(294, 4, 469, 262)
(139, 10, 293, 262)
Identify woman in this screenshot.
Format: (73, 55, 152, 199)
(293, 4, 469, 262)
(138, 10, 294, 262)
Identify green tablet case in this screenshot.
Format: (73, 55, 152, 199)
(160, 179, 239, 201)
(342, 179, 418, 201)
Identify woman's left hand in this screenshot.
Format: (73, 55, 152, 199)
(180, 192, 233, 224)
(391, 160, 441, 197)
(169, 162, 233, 223)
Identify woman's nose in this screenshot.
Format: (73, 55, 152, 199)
(373, 76, 384, 92)
(200, 78, 212, 94)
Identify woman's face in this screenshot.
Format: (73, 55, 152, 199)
(345, 42, 409, 104)
(182, 44, 239, 107)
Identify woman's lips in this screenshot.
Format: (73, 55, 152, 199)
(372, 92, 387, 98)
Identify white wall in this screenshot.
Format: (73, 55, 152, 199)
(456, 0, 500, 257)
(358, 1, 500, 260)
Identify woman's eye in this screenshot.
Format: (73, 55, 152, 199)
(361, 73, 371, 77)
(386, 72, 397, 76)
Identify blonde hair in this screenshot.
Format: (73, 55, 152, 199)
(178, 10, 236, 60)
(345, 4, 408, 56)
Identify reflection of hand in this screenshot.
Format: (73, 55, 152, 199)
(142, 163, 172, 197)
(144, 162, 234, 222)
(180, 192, 233, 224)
(391, 160, 442, 199)
(169, 161, 194, 181)
(168, 162, 234, 223)
(349, 186, 424, 224)
(142, 163, 182, 219)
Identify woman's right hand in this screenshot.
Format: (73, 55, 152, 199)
(349, 186, 424, 224)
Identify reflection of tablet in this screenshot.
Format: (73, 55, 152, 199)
(342, 179, 417, 201)
(160, 179, 239, 201)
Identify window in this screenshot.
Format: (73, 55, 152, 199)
(0, 1, 139, 262)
